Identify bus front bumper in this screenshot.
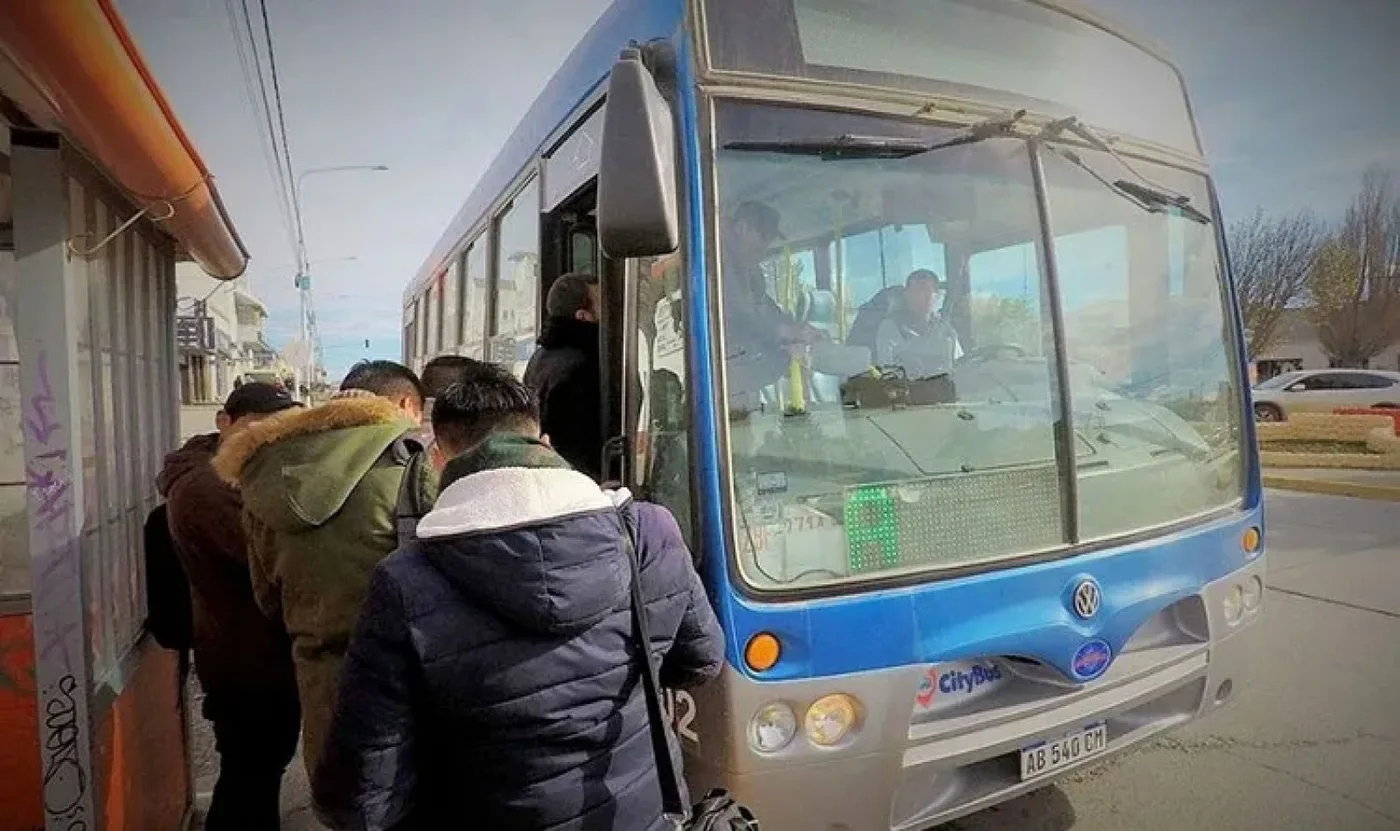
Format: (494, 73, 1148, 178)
(688, 556, 1266, 831)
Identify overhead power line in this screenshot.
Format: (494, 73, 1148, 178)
(256, 0, 306, 273)
(222, 0, 297, 256)
(220, 0, 325, 386)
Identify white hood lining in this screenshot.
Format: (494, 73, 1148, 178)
(416, 466, 632, 539)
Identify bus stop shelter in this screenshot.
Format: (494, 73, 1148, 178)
(0, 3, 248, 829)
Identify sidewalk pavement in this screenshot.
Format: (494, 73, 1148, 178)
(1262, 467, 1400, 501)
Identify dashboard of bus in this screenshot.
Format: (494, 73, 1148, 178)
(706, 98, 1247, 593)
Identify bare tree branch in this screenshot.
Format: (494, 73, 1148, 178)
(1307, 166, 1400, 366)
(1228, 208, 1324, 355)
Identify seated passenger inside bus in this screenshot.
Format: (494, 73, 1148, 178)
(849, 268, 964, 378)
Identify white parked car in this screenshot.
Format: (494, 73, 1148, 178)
(1251, 368, 1400, 421)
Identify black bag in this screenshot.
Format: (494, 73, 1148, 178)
(617, 506, 759, 831)
(390, 436, 432, 547)
(842, 367, 956, 409)
(143, 503, 193, 653)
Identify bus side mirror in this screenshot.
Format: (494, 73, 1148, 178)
(597, 47, 679, 260)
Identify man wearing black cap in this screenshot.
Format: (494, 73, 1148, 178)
(721, 201, 825, 410)
(157, 383, 303, 831)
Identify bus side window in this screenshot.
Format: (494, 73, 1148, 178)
(490, 177, 542, 377)
(632, 253, 695, 548)
(461, 237, 489, 360)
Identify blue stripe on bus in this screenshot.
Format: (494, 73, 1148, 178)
(721, 506, 1263, 683)
(674, 36, 744, 644)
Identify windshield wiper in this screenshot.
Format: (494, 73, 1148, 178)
(1034, 116, 1212, 224)
(725, 109, 1027, 160)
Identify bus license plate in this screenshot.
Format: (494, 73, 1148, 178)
(1019, 723, 1108, 782)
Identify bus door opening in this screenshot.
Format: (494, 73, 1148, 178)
(540, 182, 631, 485)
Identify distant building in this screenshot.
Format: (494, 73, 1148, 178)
(1252, 308, 1400, 380)
(175, 265, 292, 439)
(175, 261, 239, 405)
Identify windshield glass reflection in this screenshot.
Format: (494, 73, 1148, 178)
(714, 100, 1244, 591)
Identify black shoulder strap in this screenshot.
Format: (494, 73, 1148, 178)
(618, 505, 688, 821)
(390, 437, 428, 546)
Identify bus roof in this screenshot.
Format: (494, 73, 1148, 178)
(1023, 0, 1178, 67)
(404, 0, 685, 305)
(403, 0, 1187, 307)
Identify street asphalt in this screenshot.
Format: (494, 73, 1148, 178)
(189, 490, 1400, 830)
(954, 489, 1400, 831)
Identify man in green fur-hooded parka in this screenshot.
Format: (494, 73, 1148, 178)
(213, 360, 437, 782)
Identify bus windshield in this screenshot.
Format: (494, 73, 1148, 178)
(703, 0, 1198, 154)
(714, 101, 1244, 591)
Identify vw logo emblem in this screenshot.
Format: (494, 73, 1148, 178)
(1072, 579, 1102, 620)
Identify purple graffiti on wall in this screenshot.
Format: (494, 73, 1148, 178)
(24, 350, 90, 831)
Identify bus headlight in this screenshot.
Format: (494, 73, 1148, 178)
(1223, 583, 1245, 624)
(748, 702, 797, 753)
(804, 694, 859, 747)
(1241, 575, 1263, 612)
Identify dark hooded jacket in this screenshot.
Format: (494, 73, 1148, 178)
(523, 316, 603, 480)
(312, 435, 725, 831)
(157, 433, 295, 693)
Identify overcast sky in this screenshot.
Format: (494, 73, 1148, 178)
(116, 0, 1399, 380)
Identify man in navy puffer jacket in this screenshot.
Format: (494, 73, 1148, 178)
(312, 367, 725, 830)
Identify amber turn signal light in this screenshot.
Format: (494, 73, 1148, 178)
(745, 632, 781, 672)
(1242, 526, 1261, 554)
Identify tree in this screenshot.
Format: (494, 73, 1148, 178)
(1307, 167, 1400, 367)
(1227, 208, 1324, 356)
(970, 295, 1039, 351)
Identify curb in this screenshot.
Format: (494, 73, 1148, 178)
(1262, 474, 1400, 502)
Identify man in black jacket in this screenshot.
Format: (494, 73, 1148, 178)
(313, 368, 724, 830)
(523, 272, 604, 480)
(158, 383, 303, 831)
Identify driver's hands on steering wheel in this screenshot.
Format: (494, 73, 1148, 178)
(955, 342, 1028, 364)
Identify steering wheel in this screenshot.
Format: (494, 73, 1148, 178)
(956, 343, 1029, 365)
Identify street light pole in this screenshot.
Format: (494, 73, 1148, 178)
(293, 165, 388, 271)
(291, 164, 387, 393)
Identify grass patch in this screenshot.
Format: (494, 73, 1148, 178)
(1259, 440, 1372, 455)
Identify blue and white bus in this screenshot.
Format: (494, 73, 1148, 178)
(403, 1, 1266, 827)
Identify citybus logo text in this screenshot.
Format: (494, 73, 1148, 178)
(916, 662, 1004, 708)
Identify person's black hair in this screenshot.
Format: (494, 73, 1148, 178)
(339, 359, 424, 403)
(431, 364, 540, 454)
(545, 272, 600, 319)
(906, 269, 946, 288)
(421, 355, 493, 399)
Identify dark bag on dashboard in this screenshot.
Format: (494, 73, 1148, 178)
(843, 367, 956, 409)
(905, 373, 956, 406)
(617, 506, 760, 831)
